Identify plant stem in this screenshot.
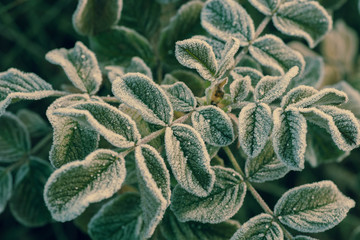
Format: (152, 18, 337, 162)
(223, 146, 245, 177)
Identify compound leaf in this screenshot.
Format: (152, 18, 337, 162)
(272, 1, 332, 48)
(0, 167, 12, 214)
(175, 39, 217, 81)
(44, 149, 126, 222)
(0, 68, 55, 116)
(192, 106, 234, 146)
(46, 42, 102, 95)
(230, 213, 283, 240)
(238, 103, 272, 158)
(171, 166, 246, 223)
(230, 75, 252, 104)
(249, 35, 304, 76)
(201, 0, 255, 45)
(248, 0, 280, 16)
(162, 82, 196, 112)
(0, 112, 30, 163)
(274, 180, 355, 233)
(165, 124, 215, 197)
(112, 73, 173, 126)
(272, 108, 307, 170)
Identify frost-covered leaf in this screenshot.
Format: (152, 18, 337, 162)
(17, 109, 50, 138)
(332, 81, 360, 119)
(299, 106, 360, 151)
(201, 0, 255, 45)
(47, 94, 99, 168)
(281, 86, 318, 109)
(162, 82, 196, 112)
(171, 166, 246, 223)
(255, 66, 299, 103)
(72, 0, 122, 36)
(125, 57, 152, 79)
(290, 56, 324, 88)
(273, 108, 307, 170)
(52, 101, 140, 149)
(193, 36, 225, 60)
(46, 42, 102, 94)
(293, 236, 318, 240)
(112, 73, 173, 126)
(274, 180, 355, 233)
(160, 211, 240, 240)
(0, 68, 55, 116)
(0, 112, 30, 163)
(0, 167, 12, 214)
(230, 75, 252, 104)
(272, 1, 332, 48)
(105, 66, 124, 83)
(165, 124, 215, 197)
(90, 26, 154, 65)
(290, 88, 347, 108)
(10, 157, 52, 227)
(88, 192, 142, 240)
(249, 35, 304, 76)
(248, 0, 280, 15)
(192, 106, 234, 146)
(245, 140, 290, 183)
(239, 103, 272, 158)
(216, 38, 241, 78)
(175, 39, 217, 81)
(230, 213, 283, 240)
(44, 149, 126, 222)
(232, 67, 264, 87)
(135, 145, 170, 238)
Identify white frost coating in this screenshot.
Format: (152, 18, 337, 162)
(135, 145, 170, 238)
(291, 88, 348, 109)
(0, 68, 56, 116)
(230, 213, 283, 240)
(293, 236, 318, 240)
(191, 105, 234, 146)
(44, 149, 126, 222)
(230, 75, 253, 104)
(162, 82, 196, 112)
(52, 101, 140, 148)
(232, 67, 264, 87)
(238, 103, 272, 158)
(192, 35, 225, 60)
(281, 85, 318, 109)
(272, 107, 307, 170)
(274, 180, 355, 233)
(171, 166, 246, 224)
(175, 39, 218, 81)
(255, 66, 299, 104)
(46, 42, 102, 94)
(272, 1, 332, 48)
(112, 73, 173, 126)
(0, 167, 12, 214)
(164, 124, 215, 197)
(105, 66, 124, 83)
(0, 112, 30, 163)
(299, 106, 360, 151)
(125, 57, 153, 79)
(248, 0, 280, 16)
(216, 38, 241, 78)
(201, 0, 255, 45)
(249, 35, 305, 76)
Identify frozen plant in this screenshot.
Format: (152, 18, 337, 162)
(1, 0, 360, 239)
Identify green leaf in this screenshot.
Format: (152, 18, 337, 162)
(0, 167, 12, 214)
(135, 145, 170, 238)
(46, 42, 102, 94)
(193, 35, 225, 60)
(47, 94, 99, 168)
(125, 56, 152, 79)
(245, 140, 289, 183)
(72, 0, 123, 36)
(0, 112, 30, 163)
(293, 236, 318, 240)
(165, 123, 215, 197)
(160, 211, 240, 240)
(0, 68, 55, 116)
(201, 0, 255, 45)
(230, 75, 253, 104)
(249, 35, 305, 76)
(281, 86, 318, 109)
(332, 81, 360, 119)
(112, 73, 173, 126)
(90, 26, 154, 66)
(88, 192, 142, 240)
(272, 108, 307, 170)
(274, 180, 355, 233)
(171, 166, 246, 223)
(17, 109, 50, 138)
(232, 67, 263, 87)
(175, 39, 217, 81)
(272, 1, 332, 48)
(169, 70, 210, 97)
(10, 157, 52, 227)
(162, 82, 197, 112)
(289, 56, 324, 89)
(248, 0, 280, 15)
(230, 213, 283, 240)
(255, 66, 299, 104)
(52, 101, 140, 149)
(238, 103, 272, 158)
(192, 106, 234, 146)
(216, 38, 241, 79)
(44, 149, 126, 222)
